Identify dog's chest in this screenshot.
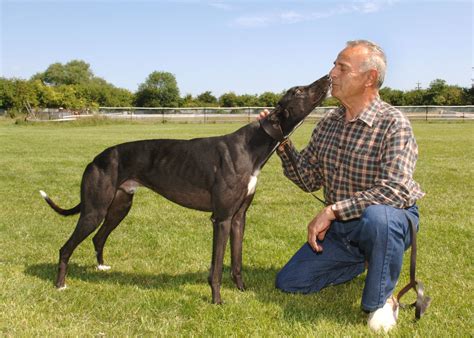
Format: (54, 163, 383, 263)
(246, 170, 260, 196)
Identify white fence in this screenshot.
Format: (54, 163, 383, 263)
(31, 105, 474, 123)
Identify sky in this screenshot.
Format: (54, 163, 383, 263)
(1, 0, 472, 97)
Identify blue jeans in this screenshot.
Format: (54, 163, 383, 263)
(275, 204, 419, 312)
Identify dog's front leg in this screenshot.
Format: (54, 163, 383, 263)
(230, 195, 254, 291)
(208, 216, 232, 304)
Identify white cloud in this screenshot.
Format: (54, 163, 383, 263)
(209, 2, 234, 11)
(233, 0, 396, 28)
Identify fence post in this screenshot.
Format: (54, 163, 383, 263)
(425, 106, 428, 122)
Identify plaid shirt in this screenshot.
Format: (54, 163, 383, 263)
(277, 97, 425, 221)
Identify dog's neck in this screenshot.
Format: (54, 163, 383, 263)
(259, 117, 285, 142)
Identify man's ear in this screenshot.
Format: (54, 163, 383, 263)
(365, 69, 378, 88)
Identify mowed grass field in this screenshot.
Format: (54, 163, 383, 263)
(0, 119, 472, 336)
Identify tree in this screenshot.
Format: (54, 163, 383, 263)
(0, 78, 37, 112)
(196, 91, 218, 105)
(236, 94, 259, 107)
(257, 91, 281, 107)
(134, 71, 180, 107)
(33, 60, 94, 86)
(462, 87, 474, 105)
(403, 89, 426, 105)
(380, 87, 406, 105)
(79, 79, 133, 107)
(219, 92, 238, 107)
(423, 79, 464, 105)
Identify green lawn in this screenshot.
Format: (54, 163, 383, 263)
(0, 119, 472, 336)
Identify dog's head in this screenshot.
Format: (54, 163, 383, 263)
(266, 74, 331, 137)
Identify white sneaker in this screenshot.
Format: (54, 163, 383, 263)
(367, 295, 399, 332)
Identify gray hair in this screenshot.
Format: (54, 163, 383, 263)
(346, 40, 387, 88)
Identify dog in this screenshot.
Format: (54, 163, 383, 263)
(40, 74, 330, 304)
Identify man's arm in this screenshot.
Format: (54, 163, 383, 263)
(276, 128, 325, 193)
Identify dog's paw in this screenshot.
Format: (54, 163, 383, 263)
(57, 285, 67, 291)
(97, 265, 111, 271)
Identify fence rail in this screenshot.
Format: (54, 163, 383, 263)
(29, 105, 474, 123)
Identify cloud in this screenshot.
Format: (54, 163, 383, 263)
(232, 0, 396, 28)
(209, 2, 234, 11)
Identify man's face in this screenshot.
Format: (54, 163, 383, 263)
(329, 46, 372, 102)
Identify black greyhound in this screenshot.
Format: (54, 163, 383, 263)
(40, 75, 330, 304)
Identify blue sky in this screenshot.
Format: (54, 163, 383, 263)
(1, 0, 472, 96)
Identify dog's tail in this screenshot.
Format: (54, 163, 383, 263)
(39, 190, 81, 216)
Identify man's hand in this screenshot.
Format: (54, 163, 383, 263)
(258, 109, 270, 120)
(307, 205, 336, 252)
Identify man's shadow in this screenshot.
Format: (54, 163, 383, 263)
(25, 262, 365, 326)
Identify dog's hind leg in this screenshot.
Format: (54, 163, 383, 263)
(230, 195, 254, 291)
(93, 189, 134, 270)
(55, 164, 117, 289)
(208, 216, 232, 304)
(56, 210, 108, 289)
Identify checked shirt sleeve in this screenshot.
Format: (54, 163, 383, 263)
(333, 120, 424, 220)
(276, 128, 324, 193)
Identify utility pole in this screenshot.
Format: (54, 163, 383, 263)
(416, 82, 422, 90)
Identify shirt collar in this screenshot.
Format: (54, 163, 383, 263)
(331, 97, 381, 128)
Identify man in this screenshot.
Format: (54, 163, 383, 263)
(267, 40, 424, 332)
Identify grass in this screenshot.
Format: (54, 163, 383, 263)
(0, 118, 472, 336)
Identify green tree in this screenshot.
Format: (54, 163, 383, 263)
(196, 91, 218, 105)
(403, 89, 426, 105)
(380, 87, 406, 105)
(236, 94, 258, 107)
(462, 87, 474, 104)
(33, 60, 94, 86)
(0, 78, 37, 112)
(134, 71, 180, 107)
(422, 79, 464, 105)
(219, 92, 238, 107)
(257, 91, 281, 107)
(181, 94, 198, 107)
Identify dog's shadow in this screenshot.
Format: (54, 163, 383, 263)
(25, 262, 209, 290)
(25, 262, 365, 326)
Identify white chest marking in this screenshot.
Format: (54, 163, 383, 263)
(247, 171, 260, 196)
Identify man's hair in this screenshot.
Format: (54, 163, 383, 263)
(346, 40, 386, 88)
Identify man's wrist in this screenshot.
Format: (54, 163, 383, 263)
(329, 203, 340, 220)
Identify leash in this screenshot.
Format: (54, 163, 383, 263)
(282, 141, 327, 206)
(396, 216, 432, 319)
(259, 116, 327, 206)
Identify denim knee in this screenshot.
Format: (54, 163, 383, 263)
(360, 205, 389, 241)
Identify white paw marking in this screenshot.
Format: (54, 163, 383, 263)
(57, 285, 67, 291)
(97, 265, 111, 271)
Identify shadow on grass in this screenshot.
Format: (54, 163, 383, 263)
(24, 262, 209, 290)
(25, 262, 366, 326)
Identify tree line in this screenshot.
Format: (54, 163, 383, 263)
(1, 60, 472, 116)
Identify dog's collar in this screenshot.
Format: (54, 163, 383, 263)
(259, 115, 286, 142)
